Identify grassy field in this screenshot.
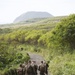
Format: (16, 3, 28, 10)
(1, 15, 75, 75)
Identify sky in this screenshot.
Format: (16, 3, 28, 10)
(0, 0, 75, 24)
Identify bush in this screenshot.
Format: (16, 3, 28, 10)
(49, 14, 75, 49)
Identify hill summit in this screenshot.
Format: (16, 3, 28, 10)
(14, 11, 53, 23)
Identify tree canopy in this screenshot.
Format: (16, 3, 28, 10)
(50, 14, 75, 49)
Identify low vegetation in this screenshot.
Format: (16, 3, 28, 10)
(0, 15, 75, 75)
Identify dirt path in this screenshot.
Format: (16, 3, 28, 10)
(28, 53, 45, 64)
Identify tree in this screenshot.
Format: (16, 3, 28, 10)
(50, 14, 75, 49)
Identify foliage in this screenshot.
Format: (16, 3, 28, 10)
(0, 15, 75, 75)
(48, 14, 75, 49)
(49, 53, 75, 75)
(25, 30, 45, 44)
(0, 42, 30, 74)
(0, 28, 12, 34)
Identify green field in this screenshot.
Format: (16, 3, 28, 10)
(0, 15, 75, 75)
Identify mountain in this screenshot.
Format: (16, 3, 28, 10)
(14, 11, 53, 23)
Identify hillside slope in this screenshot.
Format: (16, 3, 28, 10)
(0, 16, 66, 29)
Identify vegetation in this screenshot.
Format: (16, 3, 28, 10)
(0, 43, 30, 74)
(0, 15, 75, 75)
(49, 14, 75, 49)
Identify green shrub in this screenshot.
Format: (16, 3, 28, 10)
(49, 53, 75, 75)
(49, 14, 75, 49)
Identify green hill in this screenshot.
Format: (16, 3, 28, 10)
(1, 15, 75, 75)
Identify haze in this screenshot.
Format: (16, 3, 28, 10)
(0, 0, 75, 24)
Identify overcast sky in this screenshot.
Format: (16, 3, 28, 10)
(0, 0, 75, 24)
